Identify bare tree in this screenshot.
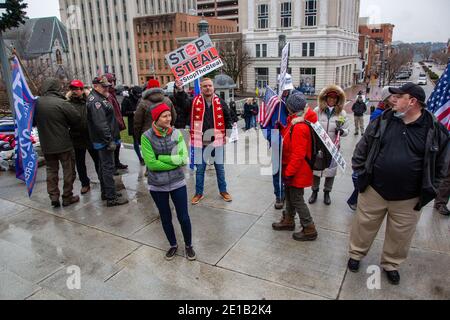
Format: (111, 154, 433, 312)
(418, 44, 432, 61)
(386, 49, 413, 84)
(217, 39, 251, 89)
(432, 50, 450, 65)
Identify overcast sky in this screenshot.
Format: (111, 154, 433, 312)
(24, 0, 450, 43)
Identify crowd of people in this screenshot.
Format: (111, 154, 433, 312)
(33, 74, 449, 284)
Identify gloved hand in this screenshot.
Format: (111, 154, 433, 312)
(274, 121, 284, 130)
(282, 176, 294, 187)
(335, 128, 345, 136)
(106, 141, 117, 152)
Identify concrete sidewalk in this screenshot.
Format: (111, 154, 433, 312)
(0, 117, 449, 300)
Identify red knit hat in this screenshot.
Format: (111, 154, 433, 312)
(151, 103, 171, 121)
(146, 79, 161, 89)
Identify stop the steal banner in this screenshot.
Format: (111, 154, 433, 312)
(165, 34, 223, 86)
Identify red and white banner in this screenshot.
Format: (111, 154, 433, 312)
(165, 34, 223, 87)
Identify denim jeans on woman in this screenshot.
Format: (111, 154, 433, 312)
(150, 186, 192, 247)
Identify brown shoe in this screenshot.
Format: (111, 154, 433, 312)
(62, 196, 80, 207)
(191, 194, 204, 205)
(220, 192, 232, 202)
(81, 185, 91, 195)
(272, 211, 295, 231)
(293, 223, 318, 242)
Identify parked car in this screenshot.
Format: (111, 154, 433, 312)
(417, 74, 427, 85)
(395, 72, 410, 80)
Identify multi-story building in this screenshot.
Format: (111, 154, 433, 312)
(197, 0, 239, 23)
(239, 0, 361, 95)
(358, 34, 376, 81)
(134, 13, 237, 85)
(359, 19, 395, 47)
(59, 0, 197, 85)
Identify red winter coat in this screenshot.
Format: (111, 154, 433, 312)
(108, 88, 126, 131)
(280, 108, 318, 188)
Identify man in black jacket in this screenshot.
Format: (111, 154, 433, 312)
(87, 76, 128, 207)
(67, 80, 100, 195)
(352, 95, 367, 135)
(121, 86, 144, 165)
(170, 84, 192, 129)
(347, 83, 449, 285)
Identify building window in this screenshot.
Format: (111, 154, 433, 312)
(138, 42, 142, 53)
(144, 42, 149, 52)
(299, 68, 316, 94)
(280, 2, 292, 28)
(305, 0, 317, 27)
(139, 60, 144, 70)
(257, 4, 269, 29)
(302, 43, 315, 57)
(255, 68, 269, 89)
(256, 44, 267, 58)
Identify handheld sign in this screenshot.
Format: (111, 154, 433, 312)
(278, 42, 290, 97)
(166, 34, 223, 87)
(310, 122, 347, 172)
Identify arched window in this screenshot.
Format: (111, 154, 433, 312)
(56, 49, 63, 65)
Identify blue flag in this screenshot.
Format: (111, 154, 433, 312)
(12, 57, 38, 196)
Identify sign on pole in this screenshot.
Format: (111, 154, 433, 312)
(165, 34, 223, 87)
(310, 122, 347, 172)
(278, 42, 290, 97)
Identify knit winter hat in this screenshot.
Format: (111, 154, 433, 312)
(146, 79, 161, 90)
(287, 92, 307, 114)
(151, 103, 171, 122)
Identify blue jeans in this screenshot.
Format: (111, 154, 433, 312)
(195, 147, 227, 195)
(133, 136, 143, 162)
(251, 115, 257, 128)
(271, 134, 284, 200)
(150, 186, 192, 248)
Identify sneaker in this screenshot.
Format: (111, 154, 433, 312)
(354, 132, 359, 136)
(185, 246, 197, 261)
(81, 185, 91, 195)
(165, 246, 178, 261)
(347, 258, 360, 273)
(106, 196, 129, 207)
(220, 192, 232, 202)
(62, 196, 80, 207)
(384, 269, 400, 285)
(191, 194, 204, 205)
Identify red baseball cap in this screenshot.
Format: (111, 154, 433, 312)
(326, 91, 339, 98)
(151, 103, 171, 122)
(146, 79, 161, 90)
(70, 80, 84, 88)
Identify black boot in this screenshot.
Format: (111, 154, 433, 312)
(308, 191, 318, 204)
(324, 192, 331, 206)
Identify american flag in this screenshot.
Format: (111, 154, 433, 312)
(427, 61, 450, 131)
(260, 86, 280, 127)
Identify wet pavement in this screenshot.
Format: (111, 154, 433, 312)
(0, 115, 449, 300)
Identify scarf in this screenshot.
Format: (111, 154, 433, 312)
(152, 122, 173, 137)
(190, 94, 226, 148)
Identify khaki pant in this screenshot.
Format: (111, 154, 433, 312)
(349, 186, 422, 271)
(285, 186, 313, 227)
(44, 150, 76, 202)
(354, 116, 365, 134)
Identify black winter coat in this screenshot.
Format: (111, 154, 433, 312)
(121, 94, 140, 136)
(170, 90, 192, 129)
(352, 109, 449, 210)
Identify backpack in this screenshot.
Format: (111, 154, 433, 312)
(290, 121, 333, 171)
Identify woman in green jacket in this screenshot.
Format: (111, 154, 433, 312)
(141, 103, 195, 261)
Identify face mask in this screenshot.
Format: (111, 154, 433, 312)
(394, 104, 413, 119)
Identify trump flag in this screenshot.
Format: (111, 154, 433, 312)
(12, 56, 38, 196)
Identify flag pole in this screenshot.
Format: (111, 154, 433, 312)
(12, 48, 40, 96)
(0, 31, 15, 116)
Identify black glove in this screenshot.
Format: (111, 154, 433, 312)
(106, 141, 117, 152)
(335, 128, 345, 136)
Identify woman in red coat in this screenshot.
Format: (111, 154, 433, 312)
(272, 92, 319, 242)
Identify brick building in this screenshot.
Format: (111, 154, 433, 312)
(134, 13, 237, 85)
